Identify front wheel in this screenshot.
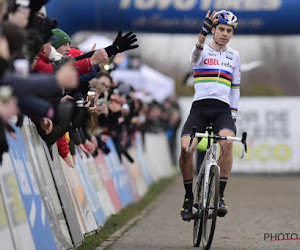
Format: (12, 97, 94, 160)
(193, 170, 204, 247)
(202, 164, 220, 250)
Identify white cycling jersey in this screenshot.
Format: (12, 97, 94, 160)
(190, 43, 241, 117)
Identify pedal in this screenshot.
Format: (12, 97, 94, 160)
(192, 206, 198, 214)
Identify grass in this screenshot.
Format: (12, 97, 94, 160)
(77, 176, 176, 250)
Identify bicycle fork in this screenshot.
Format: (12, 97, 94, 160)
(202, 149, 219, 214)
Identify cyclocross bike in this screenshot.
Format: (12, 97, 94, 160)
(186, 125, 247, 249)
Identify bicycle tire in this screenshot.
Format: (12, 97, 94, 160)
(193, 170, 204, 247)
(202, 164, 220, 250)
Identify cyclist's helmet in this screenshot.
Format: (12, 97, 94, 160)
(215, 10, 238, 29)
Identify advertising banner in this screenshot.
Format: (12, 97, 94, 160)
(104, 138, 135, 207)
(94, 150, 122, 212)
(0, 183, 15, 250)
(134, 132, 152, 186)
(144, 133, 174, 181)
(75, 152, 106, 227)
(123, 148, 148, 197)
(233, 97, 300, 173)
(60, 159, 99, 234)
(46, 0, 299, 35)
(22, 122, 73, 249)
(0, 154, 32, 250)
(6, 126, 57, 250)
(43, 143, 84, 246)
(121, 155, 140, 202)
(84, 155, 116, 217)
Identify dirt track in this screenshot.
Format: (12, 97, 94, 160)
(107, 175, 300, 249)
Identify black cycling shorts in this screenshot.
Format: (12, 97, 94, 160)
(181, 99, 236, 139)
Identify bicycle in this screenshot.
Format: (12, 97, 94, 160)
(186, 125, 247, 249)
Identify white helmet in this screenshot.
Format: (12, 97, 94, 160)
(215, 10, 238, 29)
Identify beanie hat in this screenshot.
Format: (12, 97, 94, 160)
(68, 48, 83, 58)
(51, 29, 71, 49)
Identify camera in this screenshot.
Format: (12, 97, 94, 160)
(75, 98, 86, 107)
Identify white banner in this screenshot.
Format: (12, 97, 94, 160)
(233, 97, 300, 173)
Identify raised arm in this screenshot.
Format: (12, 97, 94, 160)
(190, 10, 216, 66)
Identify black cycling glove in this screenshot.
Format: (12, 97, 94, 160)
(200, 18, 213, 36)
(105, 30, 139, 57)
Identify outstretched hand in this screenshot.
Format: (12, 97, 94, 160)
(105, 30, 139, 57)
(114, 30, 139, 52)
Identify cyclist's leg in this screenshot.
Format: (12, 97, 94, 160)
(179, 136, 198, 221)
(213, 109, 236, 217)
(179, 101, 208, 221)
(179, 136, 197, 184)
(218, 128, 235, 177)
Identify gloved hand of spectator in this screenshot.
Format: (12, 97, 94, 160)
(105, 30, 139, 57)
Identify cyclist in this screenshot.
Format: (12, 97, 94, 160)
(180, 10, 241, 221)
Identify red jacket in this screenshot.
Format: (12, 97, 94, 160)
(34, 54, 93, 76)
(56, 134, 69, 159)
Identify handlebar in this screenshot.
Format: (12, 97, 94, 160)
(186, 126, 247, 158)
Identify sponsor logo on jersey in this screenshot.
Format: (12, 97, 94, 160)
(204, 58, 233, 69)
(221, 61, 234, 69)
(226, 51, 233, 60)
(208, 53, 217, 57)
(204, 58, 219, 65)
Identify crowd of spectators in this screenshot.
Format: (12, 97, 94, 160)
(0, 0, 181, 167)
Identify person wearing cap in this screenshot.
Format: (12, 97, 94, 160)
(34, 28, 109, 76)
(51, 28, 71, 56)
(51, 28, 109, 68)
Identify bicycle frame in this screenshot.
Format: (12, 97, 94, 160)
(189, 125, 247, 249)
(192, 127, 247, 210)
(197, 140, 218, 211)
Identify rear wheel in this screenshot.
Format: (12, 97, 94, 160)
(202, 164, 220, 250)
(193, 170, 204, 247)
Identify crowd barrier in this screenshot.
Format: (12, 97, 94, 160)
(0, 118, 174, 249)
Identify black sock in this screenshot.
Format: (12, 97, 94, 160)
(184, 179, 193, 199)
(220, 176, 228, 198)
